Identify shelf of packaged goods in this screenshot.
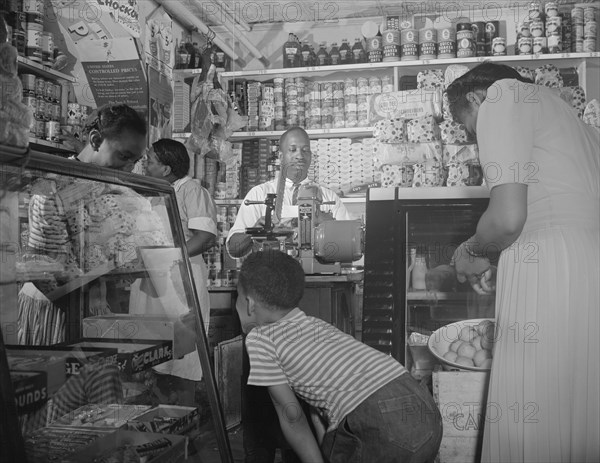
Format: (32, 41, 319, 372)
(407, 291, 471, 301)
(215, 197, 365, 204)
(208, 286, 237, 292)
(28, 137, 76, 154)
(172, 68, 203, 77)
(230, 127, 373, 140)
(172, 132, 191, 139)
(222, 52, 600, 79)
(17, 56, 76, 82)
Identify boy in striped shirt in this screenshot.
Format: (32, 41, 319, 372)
(237, 250, 443, 463)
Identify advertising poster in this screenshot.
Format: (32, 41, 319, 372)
(78, 37, 148, 120)
(47, 0, 141, 107)
(145, 6, 175, 77)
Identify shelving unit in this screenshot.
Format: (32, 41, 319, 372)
(28, 137, 76, 155)
(17, 56, 77, 83)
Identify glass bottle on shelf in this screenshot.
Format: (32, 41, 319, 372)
(309, 45, 317, 66)
(316, 42, 329, 66)
(329, 42, 340, 65)
(352, 37, 366, 63)
(185, 39, 196, 69)
(411, 252, 428, 291)
(283, 32, 300, 67)
(339, 38, 352, 64)
(301, 39, 311, 67)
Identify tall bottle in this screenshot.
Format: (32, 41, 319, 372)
(177, 34, 190, 69)
(339, 38, 352, 64)
(329, 42, 340, 65)
(352, 37, 366, 63)
(301, 39, 311, 67)
(283, 32, 300, 68)
(316, 42, 329, 66)
(309, 45, 317, 66)
(411, 252, 428, 291)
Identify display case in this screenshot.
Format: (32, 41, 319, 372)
(0, 144, 233, 462)
(362, 186, 493, 376)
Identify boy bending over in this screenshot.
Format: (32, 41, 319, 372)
(236, 250, 443, 463)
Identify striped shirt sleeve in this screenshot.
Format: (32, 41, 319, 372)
(246, 329, 288, 386)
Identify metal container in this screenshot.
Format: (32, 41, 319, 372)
(20, 73, 36, 94)
(491, 37, 507, 55)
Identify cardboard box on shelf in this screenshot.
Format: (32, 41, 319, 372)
(50, 404, 152, 430)
(7, 351, 66, 396)
(82, 313, 196, 360)
(127, 405, 199, 436)
(11, 370, 48, 414)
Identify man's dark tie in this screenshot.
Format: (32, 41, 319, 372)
(291, 183, 301, 205)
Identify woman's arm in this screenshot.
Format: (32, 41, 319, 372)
(268, 384, 324, 463)
(186, 229, 215, 257)
(470, 183, 528, 256)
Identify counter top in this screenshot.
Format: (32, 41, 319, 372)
(208, 271, 363, 292)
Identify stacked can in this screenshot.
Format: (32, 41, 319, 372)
(305, 80, 320, 129)
(579, 6, 597, 52)
(274, 78, 285, 130)
(366, 35, 383, 63)
(7, 0, 26, 57)
(343, 77, 358, 128)
(356, 77, 369, 127)
(456, 22, 476, 58)
(41, 31, 55, 67)
(418, 28, 437, 60)
(438, 27, 456, 58)
(246, 82, 261, 131)
(560, 10, 572, 53)
(516, 20, 533, 55)
(485, 21, 500, 55)
(216, 205, 230, 245)
(320, 81, 334, 129)
(545, 4, 562, 54)
(296, 78, 306, 128)
(471, 22, 486, 56)
(259, 84, 274, 131)
(382, 29, 401, 61)
(24, 0, 44, 63)
(332, 81, 345, 129)
(529, 7, 546, 54)
(400, 28, 419, 61)
(284, 78, 299, 128)
(572, 6, 585, 52)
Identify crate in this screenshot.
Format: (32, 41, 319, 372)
(432, 370, 490, 463)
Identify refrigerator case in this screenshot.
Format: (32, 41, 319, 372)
(362, 186, 495, 375)
(0, 146, 233, 462)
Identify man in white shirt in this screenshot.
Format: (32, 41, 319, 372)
(226, 127, 351, 259)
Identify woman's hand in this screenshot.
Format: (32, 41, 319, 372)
(452, 242, 497, 295)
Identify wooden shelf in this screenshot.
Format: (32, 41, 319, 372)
(222, 52, 600, 78)
(29, 137, 76, 154)
(230, 127, 373, 140)
(407, 291, 471, 301)
(172, 68, 203, 77)
(17, 56, 76, 82)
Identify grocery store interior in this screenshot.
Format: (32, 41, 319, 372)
(1, 0, 599, 462)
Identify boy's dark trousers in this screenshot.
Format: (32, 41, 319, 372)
(242, 342, 304, 463)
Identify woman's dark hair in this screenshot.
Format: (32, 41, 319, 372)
(239, 250, 305, 311)
(445, 62, 535, 122)
(83, 103, 147, 140)
(151, 138, 190, 179)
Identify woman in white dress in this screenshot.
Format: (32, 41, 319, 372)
(447, 62, 599, 463)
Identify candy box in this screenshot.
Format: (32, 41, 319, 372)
(127, 405, 199, 436)
(51, 404, 152, 430)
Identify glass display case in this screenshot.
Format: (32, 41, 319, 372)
(362, 186, 495, 376)
(0, 144, 233, 462)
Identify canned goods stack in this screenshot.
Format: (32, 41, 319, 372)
(284, 78, 300, 128)
(204, 157, 219, 197)
(296, 78, 306, 128)
(206, 248, 223, 288)
(545, 3, 562, 54)
(332, 81, 345, 129)
(273, 78, 285, 130)
(517, 19, 533, 55)
(572, 5, 597, 52)
(484, 21, 500, 55)
(246, 81, 261, 131)
(320, 81, 334, 129)
(258, 84, 274, 131)
(356, 77, 369, 127)
(381, 29, 401, 61)
(366, 35, 383, 63)
(343, 78, 357, 128)
(471, 22, 486, 56)
(560, 9, 572, 53)
(21, 75, 63, 141)
(305, 80, 321, 130)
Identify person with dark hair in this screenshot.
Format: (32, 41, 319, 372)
(135, 137, 217, 406)
(226, 126, 351, 258)
(447, 62, 599, 462)
(75, 103, 147, 171)
(236, 250, 443, 463)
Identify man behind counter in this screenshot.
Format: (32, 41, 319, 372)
(226, 126, 352, 259)
(226, 127, 352, 463)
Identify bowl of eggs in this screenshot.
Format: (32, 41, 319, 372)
(427, 318, 496, 371)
